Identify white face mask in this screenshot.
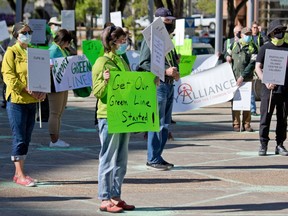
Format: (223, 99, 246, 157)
(52, 25, 60, 33)
(18, 33, 31, 44)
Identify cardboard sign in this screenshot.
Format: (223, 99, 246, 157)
(142, 17, 174, 56)
(50, 55, 92, 92)
(82, 40, 104, 65)
(175, 19, 185, 46)
(107, 71, 159, 133)
(179, 55, 196, 77)
(263, 49, 288, 85)
(173, 39, 192, 56)
(61, 10, 75, 31)
(29, 19, 46, 44)
(110, 11, 122, 27)
(0, 20, 10, 42)
(125, 50, 140, 71)
(233, 82, 252, 111)
(27, 48, 51, 93)
(151, 24, 165, 81)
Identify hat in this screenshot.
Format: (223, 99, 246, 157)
(241, 27, 252, 35)
(155, 7, 175, 20)
(267, 19, 287, 36)
(48, 17, 62, 26)
(12, 22, 28, 39)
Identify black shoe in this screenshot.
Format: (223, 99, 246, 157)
(146, 162, 172, 170)
(162, 160, 174, 167)
(258, 146, 267, 156)
(171, 119, 176, 124)
(251, 112, 260, 116)
(275, 145, 288, 156)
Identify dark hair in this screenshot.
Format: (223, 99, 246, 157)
(104, 22, 115, 29)
(101, 26, 126, 53)
(54, 29, 72, 47)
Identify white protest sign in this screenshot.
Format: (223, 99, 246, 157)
(29, 19, 46, 44)
(61, 10, 75, 31)
(0, 20, 10, 41)
(110, 11, 122, 27)
(175, 19, 185, 46)
(142, 17, 174, 56)
(173, 62, 237, 112)
(27, 48, 51, 93)
(192, 54, 219, 74)
(126, 50, 140, 71)
(263, 49, 288, 85)
(151, 25, 165, 81)
(51, 55, 92, 92)
(232, 82, 252, 111)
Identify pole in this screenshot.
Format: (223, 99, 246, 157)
(16, 0, 23, 22)
(102, 0, 110, 28)
(148, 0, 154, 24)
(247, 0, 255, 28)
(215, 0, 223, 54)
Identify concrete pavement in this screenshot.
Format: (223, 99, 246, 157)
(0, 89, 288, 216)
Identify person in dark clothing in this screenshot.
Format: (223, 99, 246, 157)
(255, 19, 288, 156)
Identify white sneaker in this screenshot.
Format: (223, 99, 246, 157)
(49, 139, 70, 148)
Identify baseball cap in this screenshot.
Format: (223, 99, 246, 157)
(267, 19, 287, 36)
(12, 22, 28, 39)
(155, 7, 175, 20)
(241, 27, 252, 35)
(48, 17, 62, 26)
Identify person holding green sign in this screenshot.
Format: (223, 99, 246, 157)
(92, 25, 135, 213)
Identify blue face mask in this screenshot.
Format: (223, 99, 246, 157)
(116, 43, 128, 55)
(18, 33, 31, 44)
(243, 35, 252, 43)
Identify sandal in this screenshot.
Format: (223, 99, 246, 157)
(116, 200, 135, 210)
(15, 177, 36, 187)
(13, 175, 38, 183)
(99, 202, 123, 213)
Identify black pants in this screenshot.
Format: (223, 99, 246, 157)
(259, 91, 288, 146)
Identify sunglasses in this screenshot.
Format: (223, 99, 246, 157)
(20, 30, 33, 35)
(274, 28, 285, 34)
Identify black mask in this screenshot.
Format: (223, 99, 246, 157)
(274, 31, 284, 39)
(165, 23, 175, 34)
(236, 31, 241, 38)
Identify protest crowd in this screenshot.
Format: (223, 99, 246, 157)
(1, 5, 288, 214)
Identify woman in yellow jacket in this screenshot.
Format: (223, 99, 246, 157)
(1, 22, 46, 187)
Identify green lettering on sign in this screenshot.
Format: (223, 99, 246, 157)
(82, 40, 104, 65)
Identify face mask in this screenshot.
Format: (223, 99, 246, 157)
(242, 35, 252, 43)
(116, 43, 128, 55)
(164, 23, 175, 34)
(271, 37, 284, 46)
(18, 33, 31, 44)
(52, 25, 60, 33)
(274, 31, 284, 39)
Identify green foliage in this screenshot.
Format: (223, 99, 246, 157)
(75, 0, 102, 24)
(196, 0, 216, 15)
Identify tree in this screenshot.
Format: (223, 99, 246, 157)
(154, 0, 184, 18)
(227, 0, 248, 38)
(196, 0, 216, 15)
(6, 0, 28, 15)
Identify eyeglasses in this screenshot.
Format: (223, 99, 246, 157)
(252, 26, 258, 29)
(274, 28, 284, 34)
(20, 30, 33, 35)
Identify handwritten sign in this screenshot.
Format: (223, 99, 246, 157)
(175, 19, 185, 46)
(142, 17, 174, 56)
(179, 55, 196, 77)
(29, 19, 46, 44)
(27, 48, 51, 92)
(151, 25, 165, 81)
(82, 40, 104, 65)
(263, 49, 288, 85)
(0, 20, 10, 42)
(232, 82, 252, 111)
(126, 50, 140, 71)
(107, 71, 159, 133)
(50, 55, 92, 92)
(173, 39, 192, 56)
(61, 10, 75, 31)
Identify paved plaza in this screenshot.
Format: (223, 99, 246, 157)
(0, 88, 288, 216)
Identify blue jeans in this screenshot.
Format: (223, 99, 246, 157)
(6, 101, 36, 161)
(147, 81, 174, 164)
(251, 91, 256, 113)
(97, 118, 130, 200)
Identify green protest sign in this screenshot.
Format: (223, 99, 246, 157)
(173, 38, 192, 56)
(179, 55, 196, 77)
(107, 71, 159, 133)
(82, 40, 104, 65)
